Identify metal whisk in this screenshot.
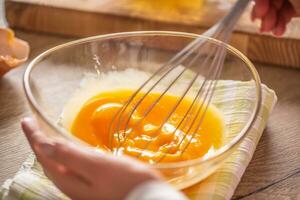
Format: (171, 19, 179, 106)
(109, 0, 250, 163)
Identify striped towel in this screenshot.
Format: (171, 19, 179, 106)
(0, 81, 277, 200)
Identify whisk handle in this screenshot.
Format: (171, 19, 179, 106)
(220, 0, 251, 29)
(203, 0, 251, 41)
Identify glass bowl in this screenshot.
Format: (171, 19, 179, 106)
(23, 31, 261, 189)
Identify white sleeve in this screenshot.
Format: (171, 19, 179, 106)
(125, 181, 188, 200)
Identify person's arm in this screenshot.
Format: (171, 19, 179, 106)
(21, 117, 187, 200)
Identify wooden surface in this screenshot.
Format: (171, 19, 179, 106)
(5, 0, 300, 68)
(0, 30, 300, 199)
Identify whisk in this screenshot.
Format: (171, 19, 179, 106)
(109, 0, 251, 163)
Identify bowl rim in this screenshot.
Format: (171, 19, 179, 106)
(23, 31, 262, 169)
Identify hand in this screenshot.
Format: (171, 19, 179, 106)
(251, 0, 300, 36)
(21, 117, 162, 200)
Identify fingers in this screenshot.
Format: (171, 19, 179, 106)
(273, 14, 286, 36)
(43, 166, 91, 200)
(251, 0, 278, 32)
(272, 1, 293, 35)
(280, 1, 296, 22)
(22, 117, 92, 198)
(252, 0, 270, 20)
(21, 117, 56, 167)
(273, 1, 296, 36)
(43, 141, 111, 179)
(21, 117, 48, 152)
(272, 0, 284, 10)
(21, 117, 117, 180)
(43, 162, 92, 200)
(260, 5, 277, 32)
(21, 117, 96, 179)
(44, 139, 157, 185)
(252, 0, 297, 36)
(22, 118, 66, 179)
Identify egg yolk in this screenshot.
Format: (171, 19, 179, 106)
(71, 89, 224, 163)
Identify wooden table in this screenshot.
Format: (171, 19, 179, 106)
(0, 30, 300, 200)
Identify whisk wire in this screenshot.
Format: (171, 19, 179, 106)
(118, 26, 229, 155)
(177, 31, 232, 153)
(112, 26, 233, 156)
(109, 9, 234, 149)
(180, 47, 226, 154)
(133, 44, 221, 160)
(154, 44, 225, 162)
(110, 33, 220, 150)
(108, 0, 251, 161)
(108, 38, 205, 147)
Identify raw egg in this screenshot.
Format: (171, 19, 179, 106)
(71, 89, 224, 163)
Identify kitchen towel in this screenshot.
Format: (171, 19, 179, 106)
(0, 81, 277, 200)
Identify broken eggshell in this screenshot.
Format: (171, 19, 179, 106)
(0, 28, 30, 76)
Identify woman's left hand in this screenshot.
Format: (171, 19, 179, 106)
(21, 117, 162, 200)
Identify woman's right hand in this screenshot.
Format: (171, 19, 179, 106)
(251, 0, 300, 36)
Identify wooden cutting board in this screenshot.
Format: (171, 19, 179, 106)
(5, 0, 300, 68)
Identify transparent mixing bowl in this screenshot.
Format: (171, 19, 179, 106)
(23, 31, 261, 189)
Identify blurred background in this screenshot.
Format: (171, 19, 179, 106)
(5, 0, 300, 68)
